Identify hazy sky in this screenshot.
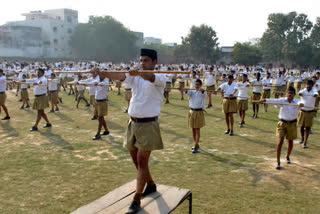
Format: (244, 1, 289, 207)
(0, 0, 319, 46)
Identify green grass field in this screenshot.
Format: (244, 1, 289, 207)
(0, 86, 319, 214)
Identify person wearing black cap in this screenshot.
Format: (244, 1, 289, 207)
(96, 49, 166, 214)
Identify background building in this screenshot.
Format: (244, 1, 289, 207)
(144, 37, 162, 45)
(0, 8, 78, 58)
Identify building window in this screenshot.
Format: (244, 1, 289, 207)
(67, 28, 72, 34)
(67, 16, 72, 23)
(53, 39, 58, 45)
(53, 27, 57, 33)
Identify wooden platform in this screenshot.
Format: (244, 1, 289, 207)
(71, 180, 192, 214)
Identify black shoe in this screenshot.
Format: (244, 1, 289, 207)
(242, 121, 245, 125)
(20, 106, 24, 110)
(206, 104, 212, 109)
(19, 99, 22, 102)
(26, 105, 30, 108)
(125, 201, 141, 214)
(299, 139, 304, 144)
(224, 129, 230, 134)
(43, 123, 52, 128)
(92, 134, 101, 140)
(101, 130, 110, 136)
(49, 110, 54, 113)
(142, 184, 157, 197)
(30, 126, 38, 131)
(91, 116, 97, 120)
(275, 162, 281, 170)
(192, 145, 200, 154)
(165, 101, 169, 104)
(124, 109, 128, 113)
(1, 116, 10, 120)
(286, 156, 291, 164)
(302, 144, 308, 149)
(229, 130, 234, 136)
(86, 104, 90, 107)
(55, 108, 59, 112)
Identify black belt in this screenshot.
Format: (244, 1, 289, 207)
(0, 92, 4, 94)
(21, 88, 27, 90)
(96, 99, 107, 102)
(35, 94, 46, 97)
(130, 116, 158, 123)
(280, 119, 297, 123)
(166, 82, 171, 83)
(49, 90, 57, 92)
(190, 108, 203, 111)
(253, 92, 261, 95)
(264, 89, 271, 91)
(224, 97, 237, 100)
(301, 109, 315, 113)
(125, 89, 131, 91)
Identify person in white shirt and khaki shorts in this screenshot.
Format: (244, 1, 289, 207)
(0, 69, 10, 120)
(23, 68, 51, 131)
(184, 79, 206, 153)
(261, 86, 303, 170)
(102, 49, 165, 214)
(298, 80, 319, 148)
(237, 74, 249, 127)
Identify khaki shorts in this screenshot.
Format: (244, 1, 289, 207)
(206, 85, 215, 92)
(251, 93, 261, 101)
(298, 110, 314, 128)
(21, 89, 29, 99)
(179, 82, 185, 89)
(124, 119, 164, 151)
(48, 91, 58, 103)
(262, 90, 271, 99)
(90, 95, 96, 106)
(77, 90, 85, 99)
(276, 121, 297, 140)
(222, 99, 237, 113)
(94, 100, 108, 117)
(188, 110, 205, 128)
(274, 86, 282, 97)
(237, 99, 248, 111)
(33, 95, 49, 110)
(115, 81, 121, 88)
(0, 93, 6, 105)
(124, 89, 132, 102)
(165, 82, 172, 92)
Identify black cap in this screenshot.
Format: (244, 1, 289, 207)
(140, 49, 157, 61)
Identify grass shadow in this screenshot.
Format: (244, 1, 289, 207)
(54, 112, 74, 122)
(199, 149, 290, 189)
(0, 121, 19, 138)
(39, 129, 73, 150)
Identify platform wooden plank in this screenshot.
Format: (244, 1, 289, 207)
(71, 180, 136, 214)
(97, 184, 171, 214)
(71, 180, 191, 214)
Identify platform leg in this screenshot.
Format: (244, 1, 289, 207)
(188, 193, 192, 214)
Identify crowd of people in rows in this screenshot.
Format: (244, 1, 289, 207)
(0, 48, 319, 212)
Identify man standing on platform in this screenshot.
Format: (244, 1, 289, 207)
(101, 49, 166, 214)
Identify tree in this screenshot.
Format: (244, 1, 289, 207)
(311, 17, 320, 67)
(260, 12, 313, 66)
(70, 16, 138, 61)
(232, 42, 262, 65)
(143, 43, 174, 56)
(181, 24, 220, 63)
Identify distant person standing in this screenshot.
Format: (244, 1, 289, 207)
(184, 79, 206, 153)
(204, 67, 216, 108)
(48, 73, 60, 113)
(0, 69, 10, 120)
(237, 74, 249, 127)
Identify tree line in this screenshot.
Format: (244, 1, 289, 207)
(70, 12, 319, 67)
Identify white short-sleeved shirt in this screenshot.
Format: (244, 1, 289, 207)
(0, 76, 6, 92)
(251, 80, 263, 93)
(124, 74, 166, 118)
(218, 82, 238, 98)
(204, 72, 216, 86)
(26, 76, 48, 95)
(237, 82, 250, 100)
(299, 88, 319, 111)
(262, 78, 273, 90)
(48, 79, 58, 91)
(80, 76, 99, 96)
(265, 98, 300, 121)
(94, 78, 109, 100)
(186, 90, 207, 109)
